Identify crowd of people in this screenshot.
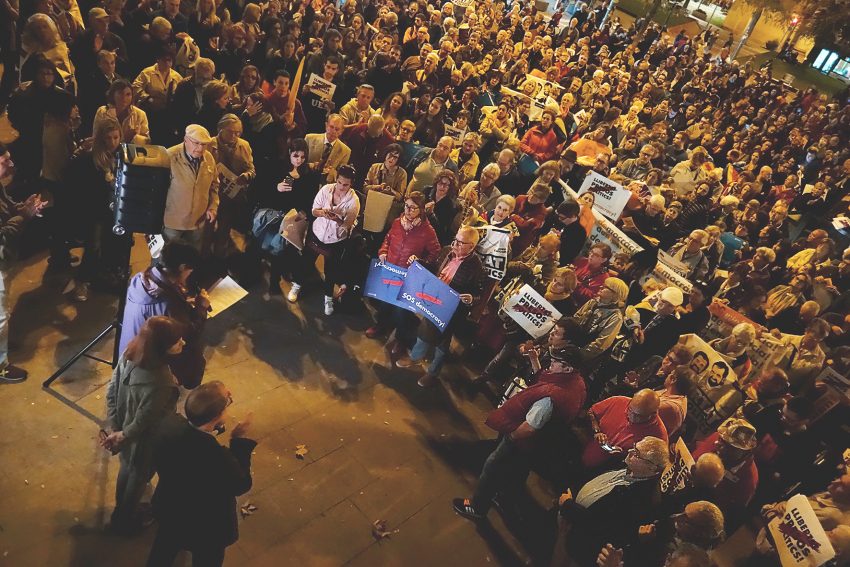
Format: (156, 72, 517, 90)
(1, 0, 850, 565)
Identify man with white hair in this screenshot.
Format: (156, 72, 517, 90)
(163, 124, 219, 250)
(552, 436, 671, 565)
(669, 229, 710, 280)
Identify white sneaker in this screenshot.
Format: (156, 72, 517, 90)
(287, 283, 301, 303)
(324, 295, 334, 316)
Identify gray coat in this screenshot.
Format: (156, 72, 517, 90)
(106, 356, 179, 466)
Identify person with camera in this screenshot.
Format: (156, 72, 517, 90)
(288, 164, 360, 315)
(146, 381, 256, 567)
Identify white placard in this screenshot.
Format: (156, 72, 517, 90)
(207, 276, 248, 317)
(766, 494, 836, 567)
(577, 171, 631, 222)
(502, 284, 562, 339)
(146, 234, 165, 259)
(305, 73, 336, 102)
(660, 438, 696, 495)
(475, 226, 511, 281)
(217, 162, 241, 199)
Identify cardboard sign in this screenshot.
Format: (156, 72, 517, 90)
(397, 261, 460, 332)
(475, 226, 511, 281)
(502, 284, 562, 339)
(660, 438, 696, 495)
(766, 494, 836, 567)
(363, 189, 395, 233)
(280, 209, 308, 250)
(363, 259, 415, 312)
(577, 171, 631, 221)
(305, 73, 336, 101)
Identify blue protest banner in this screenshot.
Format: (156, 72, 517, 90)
(363, 259, 415, 311)
(396, 261, 460, 332)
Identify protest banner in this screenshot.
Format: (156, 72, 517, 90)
(680, 333, 744, 432)
(704, 300, 786, 379)
(660, 438, 696, 495)
(657, 249, 691, 279)
(501, 284, 562, 339)
(810, 366, 850, 423)
(363, 189, 396, 233)
(577, 171, 631, 221)
(280, 209, 308, 250)
(475, 226, 511, 281)
(305, 73, 336, 101)
(766, 494, 836, 567)
(561, 180, 694, 294)
(397, 261, 461, 332)
(363, 259, 415, 312)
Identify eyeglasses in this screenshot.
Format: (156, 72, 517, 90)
(387, 153, 400, 159)
(404, 204, 420, 211)
(452, 239, 473, 247)
(627, 447, 655, 466)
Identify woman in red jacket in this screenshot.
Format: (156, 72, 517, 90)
(366, 191, 442, 358)
(511, 182, 553, 254)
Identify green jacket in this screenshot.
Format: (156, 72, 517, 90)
(106, 355, 179, 465)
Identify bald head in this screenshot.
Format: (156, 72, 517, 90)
(629, 389, 661, 423)
(693, 453, 725, 488)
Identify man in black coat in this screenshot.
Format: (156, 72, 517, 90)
(552, 436, 670, 566)
(146, 381, 256, 567)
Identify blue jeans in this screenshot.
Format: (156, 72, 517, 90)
(409, 337, 448, 376)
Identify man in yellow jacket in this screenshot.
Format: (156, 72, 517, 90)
(163, 124, 219, 251)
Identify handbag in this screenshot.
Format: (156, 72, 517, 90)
(305, 230, 334, 257)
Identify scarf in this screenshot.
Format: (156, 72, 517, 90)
(399, 215, 422, 232)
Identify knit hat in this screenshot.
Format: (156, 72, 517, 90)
(659, 286, 684, 307)
(603, 277, 629, 305)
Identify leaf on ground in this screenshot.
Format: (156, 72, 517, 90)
(239, 502, 258, 518)
(372, 519, 399, 540)
(294, 444, 309, 459)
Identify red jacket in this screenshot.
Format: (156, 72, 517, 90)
(511, 195, 549, 254)
(571, 256, 611, 309)
(379, 217, 441, 268)
(486, 370, 586, 435)
(520, 126, 560, 163)
(692, 432, 759, 510)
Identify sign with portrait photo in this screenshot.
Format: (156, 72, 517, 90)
(680, 333, 743, 430)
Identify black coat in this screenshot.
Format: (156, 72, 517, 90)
(151, 414, 257, 548)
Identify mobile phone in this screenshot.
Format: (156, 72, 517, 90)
(600, 443, 623, 454)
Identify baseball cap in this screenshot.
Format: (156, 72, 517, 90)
(89, 7, 109, 19)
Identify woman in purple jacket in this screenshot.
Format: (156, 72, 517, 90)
(120, 242, 208, 388)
